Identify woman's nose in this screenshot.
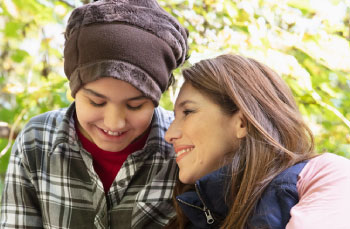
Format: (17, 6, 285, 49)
(165, 122, 181, 144)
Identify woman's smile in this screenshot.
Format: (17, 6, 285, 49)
(175, 146, 195, 162)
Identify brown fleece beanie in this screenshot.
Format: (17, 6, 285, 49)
(64, 0, 188, 105)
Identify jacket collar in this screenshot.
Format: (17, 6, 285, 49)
(177, 162, 309, 228)
(176, 167, 230, 228)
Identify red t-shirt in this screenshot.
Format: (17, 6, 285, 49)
(76, 126, 149, 193)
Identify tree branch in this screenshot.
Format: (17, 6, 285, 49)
(0, 109, 26, 159)
(0, 122, 11, 139)
(57, 0, 74, 8)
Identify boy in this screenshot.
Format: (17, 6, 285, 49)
(0, 0, 188, 228)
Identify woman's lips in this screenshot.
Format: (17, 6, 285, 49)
(175, 146, 194, 162)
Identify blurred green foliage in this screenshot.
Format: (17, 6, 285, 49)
(0, 0, 350, 200)
(162, 0, 350, 158)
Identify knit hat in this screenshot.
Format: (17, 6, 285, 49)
(64, 0, 188, 105)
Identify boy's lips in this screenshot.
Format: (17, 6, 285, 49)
(102, 129, 123, 136)
(97, 126, 128, 139)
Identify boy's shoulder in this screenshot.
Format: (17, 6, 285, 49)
(27, 104, 75, 129)
(20, 104, 75, 143)
(29, 107, 69, 125)
(13, 104, 77, 158)
(154, 106, 174, 127)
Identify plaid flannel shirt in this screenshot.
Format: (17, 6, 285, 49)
(1, 103, 178, 228)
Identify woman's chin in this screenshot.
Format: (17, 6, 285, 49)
(179, 175, 196, 185)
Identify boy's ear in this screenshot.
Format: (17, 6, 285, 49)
(234, 111, 247, 139)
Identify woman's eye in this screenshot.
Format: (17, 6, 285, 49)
(183, 109, 194, 116)
(89, 100, 106, 107)
(127, 104, 143, 110)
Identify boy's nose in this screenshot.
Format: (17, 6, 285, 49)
(104, 107, 126, 130)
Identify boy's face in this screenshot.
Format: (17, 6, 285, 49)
(75, 77, 155, 152)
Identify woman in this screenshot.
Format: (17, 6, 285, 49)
(165, 54, 350, 228)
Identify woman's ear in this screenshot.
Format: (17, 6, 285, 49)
(234, 111, 247, 139)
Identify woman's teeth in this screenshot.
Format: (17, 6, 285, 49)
(103, 129, 122, 136)
(177, 147, 194, 157)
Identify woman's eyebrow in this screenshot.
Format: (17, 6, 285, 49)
(174, 100, 196, 112)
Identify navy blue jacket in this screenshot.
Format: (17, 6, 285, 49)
(176, 162, 308, 228)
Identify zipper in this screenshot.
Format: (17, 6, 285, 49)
(195, 183, 215, 224)
(176, 197, 204, 211)
(204, 208, 215, 224)
(176, 184, 215, 225)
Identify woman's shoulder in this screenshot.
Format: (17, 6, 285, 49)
(298, 153, 350, 193)
(287, 153, 350, 228)
(309, 152, 350, 166)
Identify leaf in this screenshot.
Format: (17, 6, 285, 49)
(4, 21, 22, 38)
(160, 91, 174, 111)
(0, 108, 15, 123)
(10, 49, 29, 63)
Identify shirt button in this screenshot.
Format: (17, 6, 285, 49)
(119, 180, 125, 187)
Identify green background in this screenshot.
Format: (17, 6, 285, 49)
(1, 0, 350, 203)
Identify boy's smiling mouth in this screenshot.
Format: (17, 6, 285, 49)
(102, 129, 123, 136)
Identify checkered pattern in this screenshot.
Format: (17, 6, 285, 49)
(1, 103, 178, 228)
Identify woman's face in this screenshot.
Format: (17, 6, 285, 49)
(75, 77, 155, 152)
(165, 82, 246, 184)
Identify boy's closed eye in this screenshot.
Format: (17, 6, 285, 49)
(127, 103, 144, 110)
(89, 99, 106, 107)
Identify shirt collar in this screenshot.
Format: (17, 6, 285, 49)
(51, 102, 80, 154)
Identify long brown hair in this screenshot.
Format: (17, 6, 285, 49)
(167, 54, 315, 229)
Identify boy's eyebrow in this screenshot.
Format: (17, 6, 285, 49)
(82, 88, 148, 101)
(127, 95, 148, 101)
(82, 88, 107, 99)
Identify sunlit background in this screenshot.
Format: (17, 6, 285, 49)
(0, 0, 350, 202)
